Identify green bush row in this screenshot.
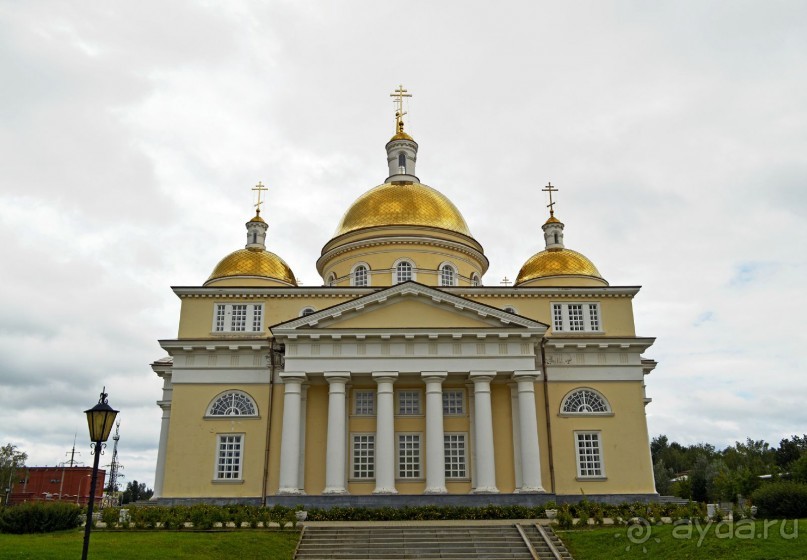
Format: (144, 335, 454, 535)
(102, 504, 300, 530)
(750, 481, 807, 518)
(0, 502, 83, 534)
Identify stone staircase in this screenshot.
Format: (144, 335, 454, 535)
(294, 521, 574, 560)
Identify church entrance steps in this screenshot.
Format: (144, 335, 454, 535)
(294, 521, 575, 560)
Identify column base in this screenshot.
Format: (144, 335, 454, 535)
(322, 487, 349, 495)
(277, 488, 306, 496)
(471, 486, 499, 494)
(424, 486, 448, 494)
(372, 487, 399, 495)
(515, 486, 546, 494)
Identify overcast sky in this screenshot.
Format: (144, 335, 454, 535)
(2, 1, 806, 490)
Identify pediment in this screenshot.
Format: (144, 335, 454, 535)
(270, 281, 547, 334)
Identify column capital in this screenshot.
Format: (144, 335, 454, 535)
(324, 371, 351, 384)
(512, 370, 541, 382)
(372, 371, 398, 384)
(421, 371, 447, 384)
(280, 371, 307, 384)
(469, 371, 496, 383)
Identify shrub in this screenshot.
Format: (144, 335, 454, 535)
(751, 481, 807, 518)
(556, 505, 574, 529)
(101, 507, 120, 527)
(0, 502, 82, 534)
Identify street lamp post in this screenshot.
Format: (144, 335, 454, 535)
(81, 388, 118, 560)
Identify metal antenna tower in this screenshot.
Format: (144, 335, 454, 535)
(104, 421, 124, 494)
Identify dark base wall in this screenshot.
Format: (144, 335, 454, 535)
(153, 493, 659, 508)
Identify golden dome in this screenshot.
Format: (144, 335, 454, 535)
(544, 215, 561, 224)
(334, 182, 472, 238)
(515, 248, 603, 285)
(390, 131, 414, 141)
(248, 213, 266, 224)
(206, 248, 297, 285)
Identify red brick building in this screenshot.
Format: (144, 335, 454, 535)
(8, 466, 106, 506)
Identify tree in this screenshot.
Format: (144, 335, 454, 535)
(653, 458, 675, 495)
(121, 480, 153, 504)
(776, 435, 807, 468)
(1, 444, 28, 504)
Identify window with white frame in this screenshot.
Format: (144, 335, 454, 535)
(398, 390, 421, 415)
(398, 434, 421, 478)
(207, 391, 258, 417)
(439, 263, 457, 286)
(352, 264, 369, 287)
(561, 388, 611, 414)
(442, 390, 464, 415)
(471, 273, 480, 287)
(213, 303, 264, 332)
(395, 260, 414, 284)
(551, 303, 601, 332)
(444, 434, 467, 478)
(300, 307, 316, 317)
(352, 434, 375, 478)
(327, 273, 336, 286)
(354, 391, 375, 415)
(215, 434, 243, 480)
(575, 432, 604, 478)
(503, 306, 517, 314)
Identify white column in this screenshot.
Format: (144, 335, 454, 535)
(509, 383, 523, 490)
(323, 372, 351, 494)
(422, 371, 448, 494)
(151, 401, 171, 499)
(373, 371, 398, 494)
(470, 371, 498, 493)
(297, 385, 308, 492)
(278, 372, 306, 495)
(513, 370, 544, 492)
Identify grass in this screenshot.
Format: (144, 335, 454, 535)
(559, 518, 807, 559)
(0, 529, 300, 559)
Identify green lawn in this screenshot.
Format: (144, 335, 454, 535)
(0, 530, 300, 559)
(559, 519, 806, 559)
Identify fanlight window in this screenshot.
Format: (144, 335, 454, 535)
(208, 391, 258, 417)
(353, 265, 369, 287)
(561, 389, 611, 414)
(396, 261, 413, 283)
(439, 264, 456, 286)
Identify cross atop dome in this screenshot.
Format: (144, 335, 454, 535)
(252, 181, 268, 218)
(390, 84, 412, 136)
(542, 181, 558, 218)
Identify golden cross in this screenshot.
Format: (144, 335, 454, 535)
(542, 181, 558, 217)
(252, 181, 268, 214)
(390, 84, 412, 133)
(501, 276, 512, 286)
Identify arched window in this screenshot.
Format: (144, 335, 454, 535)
(503, 306, 517, 314)
(352, 264, 369, 287)
(327, 273, 336, 287)
(561, 388, 611, 414)
(300, 307, 316, 317)
(471, 273, 480, 287)
(398, 152, 406, 173)
(395, 260, 413, 284)
(207, 391, 258, 417)
(439, 263, 456, 286)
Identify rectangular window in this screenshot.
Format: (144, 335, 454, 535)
(352, 434, 375, 479)
(398, 434, 421, 478)
(442, 390, 464, 415)
(216, 434, 243, 480)
(213, 304, 264, 332)
(398, 390, 421, 415)
(575, 432, 604, 478)
(551, 303, 602, 333)
(354, 391, 375, 415)
(444, 434, 467, 478)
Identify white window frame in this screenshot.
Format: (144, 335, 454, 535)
(396, 433, 422, 479)
(351, 263, 371, 287)
(560, 388, 612, 416)
(327, 273, 336, 287)
(351, 433, 375, 480)
(575, 431, 606, 479)
(397, 389, 422, 415)
(438, 262, 458, 286)
(393, 259, 416, 284)
(551, 302, 602, 332)
(444, 432, 468, 479)
(214, 433, 244, 481)
(471, 273, 480, 287)
(206, 390, 259, 418)
(212, 303, 264, 333)
(503, 305, 517, 314)
(353, 390, 375, 416)
(299, 307, 317, 317)
(442, 389, 465, 415)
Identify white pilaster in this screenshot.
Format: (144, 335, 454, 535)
(470, 371, 498, 493)
(297, 385, 308, 492)
(373, 371, 398, 494)
(323, 372, 351, 494)
(151, 401, 171, 499)
(509, 383, 523, 490)
(422, 371, 448, 494)
(278, 372, 306, 495)
(513, 370, 544, 492)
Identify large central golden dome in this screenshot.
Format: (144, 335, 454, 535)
(515, 248, 603, 285)
(334, 182, 472, 238)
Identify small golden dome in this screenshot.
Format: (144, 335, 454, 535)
(206, 248, 297, 285)
(248, 213, 266, 224)
(334, 182, 472, 237)
(515, 248, 603, 285)
(390, 131, 414, 141)
(544, 215, 561, 224)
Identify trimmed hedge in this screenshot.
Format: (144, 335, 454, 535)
(0, 502, 82, 534)
(751, 481, 807, 518)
